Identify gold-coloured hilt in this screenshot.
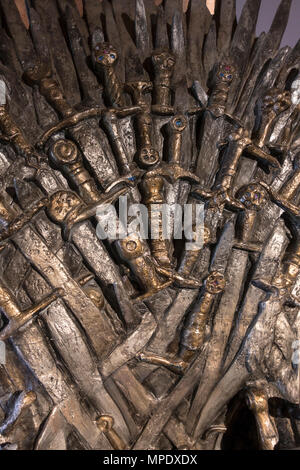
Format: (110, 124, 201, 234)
(246, 388, 279, 450)
(260, 154, 300, 219)
(0, 104, 44, 169)
(167, 115, 187, 165)
(125, 80, 160, 164)
(50, 139, 100, 204)
(180, 272, 226, 358)
(213, 129, 252, 193)
(24, 62, 74, 118)
(141, 175, 173, 268)
(47, 187, 130, 240)
(208, 62, 235, 117)
(0, 285, 64, 341)
(96, 415, 126, 450)
(151, 49, 175, 114)
(139, 159, 205, 277)
(233, 183, 269, 253)
(92, 42, 125, 107)
(178, 226, 211, 277)
(137, 272, 226, 374)
(115, 235, 172, 301)
(253, 88, 291, 149)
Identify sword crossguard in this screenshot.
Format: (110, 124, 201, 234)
(192, 187, 246, 212)
(154, 264, 203, 289)
(37, 105, 141, 148)
(145, 163, 201, 185)
(0, 286, 64, 341)
(137, 351, 188, 375)
(0, 197, 49, 245)
(104, 168, 144, 194)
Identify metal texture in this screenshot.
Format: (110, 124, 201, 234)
(0, 0, 299, 451)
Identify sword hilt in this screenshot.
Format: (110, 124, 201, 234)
(24, 62, 74, 118)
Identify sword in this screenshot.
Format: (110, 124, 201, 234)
(0, 284, 64, 341)
(137, 219, 234, 374)
(192, 229, 300, 441)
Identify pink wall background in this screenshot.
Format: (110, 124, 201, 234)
(236, 0, 300, 47)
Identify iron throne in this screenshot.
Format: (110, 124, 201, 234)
(0, 0, 299, 451)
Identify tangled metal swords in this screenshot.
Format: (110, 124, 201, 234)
(193, 87, 291, 212)
(193, 232, 300, 442)
(138, 271, 226, 374)
(137, 113, 206, 288)
(0, 283, 64, 341)
(0, 103, 46, 171)
(23, 61, 141, 179)
(261, 152, 300, 218)
(193, 125, 280, 211)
